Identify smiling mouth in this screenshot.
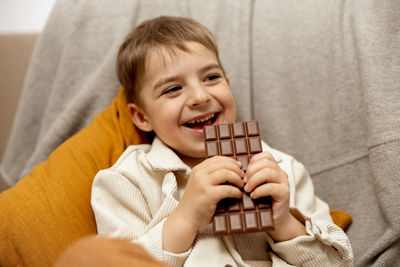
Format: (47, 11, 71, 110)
(184, 113, 218, 129)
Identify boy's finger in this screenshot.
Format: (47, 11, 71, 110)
(214, 184, 243, 200)
(203, 156, 240, 167)
(244, 168, 283, 193)
(202, 156, 243, 175)
(250, 151, 277, 164)
(212, 169, 245, 188)
(246, 158, 279, 179)
(250, 183, 289, 201)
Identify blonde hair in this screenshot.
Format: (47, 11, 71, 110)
(116, 16, 223, 104)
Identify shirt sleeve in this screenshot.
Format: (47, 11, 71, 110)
(91, 168, 191, 267)
(267, 156, 354, 266)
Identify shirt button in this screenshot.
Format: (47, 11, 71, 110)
(225, 265, 233, 267)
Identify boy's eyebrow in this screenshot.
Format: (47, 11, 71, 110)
(200, 63, 221, 72)
(153, 63, 222, 91)
(153, 75, 181, 92)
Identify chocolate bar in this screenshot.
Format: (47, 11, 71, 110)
(204, 121, 274, 235)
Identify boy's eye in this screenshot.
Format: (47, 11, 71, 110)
(205, 74, 221, 82)
(162, 86, 182, 95)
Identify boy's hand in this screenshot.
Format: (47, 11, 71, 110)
(244, 152, 306, 241)
(244, 152, 290, 227)
(163, 156, 244, 253)
(179, 156, 244, 229)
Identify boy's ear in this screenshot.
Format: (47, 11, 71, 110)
(127, 103, 153, 132)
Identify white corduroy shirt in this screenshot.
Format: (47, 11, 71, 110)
(91, 137, 353, 267)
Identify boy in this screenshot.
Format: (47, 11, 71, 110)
(91, 16, 353, 266)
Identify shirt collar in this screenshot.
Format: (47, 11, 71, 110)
(146, 137, 192, 174)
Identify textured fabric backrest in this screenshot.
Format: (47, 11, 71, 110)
(249, 2, 400, 266)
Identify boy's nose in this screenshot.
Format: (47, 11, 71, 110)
(187, 86, 211, 107)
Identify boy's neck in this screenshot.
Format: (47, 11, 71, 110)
(177, 153, 205, 169)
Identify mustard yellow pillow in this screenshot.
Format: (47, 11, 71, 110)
(0, 89, 147, 267)
(0, 88, 351, 267)
(330, 209, 352, 231)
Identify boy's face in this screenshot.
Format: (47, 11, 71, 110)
(129, 42, 236, 161)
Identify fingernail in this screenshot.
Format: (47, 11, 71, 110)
(244, 184, 249, 192)
(236, 160, 242, 167)
(243, 176, 248, 183)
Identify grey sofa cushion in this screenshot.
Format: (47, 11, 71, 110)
(250, 2, 400, 266)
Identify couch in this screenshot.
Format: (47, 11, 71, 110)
(1, 0, 399, 266)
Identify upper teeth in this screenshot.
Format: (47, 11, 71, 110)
(187, 114, 215, 124)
